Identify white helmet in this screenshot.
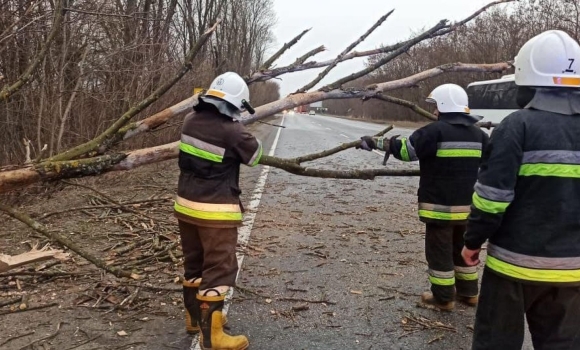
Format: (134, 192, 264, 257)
(204, 72, 251, 112)
(515, 30, 580, 88)
(426, 84, 470, 114)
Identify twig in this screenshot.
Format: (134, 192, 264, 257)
(0, 331, 35, 347)
(63, 335, 102, 350)
(0, 302, 58, 316)
(38, 197, 171, 219)
(261, 28, 311, 70)
(17, 322, 63, 350)
(0, 204, 138, 279)
(0, 296, 22, 307)
(277, 297, 337, 305)
(298, 10, 394, 93)
(0, 271, 92, 278)
(293, 45, 326, 65)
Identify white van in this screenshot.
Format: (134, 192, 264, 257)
(466, 74, 519, 124)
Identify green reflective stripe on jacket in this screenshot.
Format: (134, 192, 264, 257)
(429, 275, 456, 286)
(250, 144, 263, 167)
(472, 192, 510, 214)
(487, 255, 580, 283)
(174, 202, 242, 221)
(400, 137, 410, 161)
(455, 272, 478, 281)
(436, 149, 482, 158)
(519, 163, 580, 178)
(179, 142, 223, 163)
(418, 209, 469, 221)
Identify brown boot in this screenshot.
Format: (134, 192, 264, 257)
(184, 279, 227, 334)
(197, 291, 249, 350)
(456, 294, 478, 307)
(420, 292, 455, 311)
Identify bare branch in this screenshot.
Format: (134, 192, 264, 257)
(47, 21, 220, 161)
(297, 10, 395, 93)
(320, 19, 448, 91)
(260, 28, 311, 70)
(291, 125, 394, 164)
(369, 95, 437, 121)
(293, 45, 326, 65)
(0, 0, 64, 101)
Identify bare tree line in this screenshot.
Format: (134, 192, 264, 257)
(324, 0, 580, 121)
(0, 0, 279, 165)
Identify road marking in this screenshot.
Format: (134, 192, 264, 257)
(340, 133, 349, 139)
(191, 116, 285, 350)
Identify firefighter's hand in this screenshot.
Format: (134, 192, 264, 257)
(356, 136, 376, 151)
(461, 246, 481, 266)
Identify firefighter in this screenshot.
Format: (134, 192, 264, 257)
(357, 84, 488, 311)
(462, 30, 580, 350)
(176, 72, 262, 350)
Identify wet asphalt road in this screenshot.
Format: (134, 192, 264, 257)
(179, 113, 533, 350)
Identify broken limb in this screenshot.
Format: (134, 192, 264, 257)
(0, 245, 69, 272)
(0, 204, 139, 279)
(260, 28, 312, 70)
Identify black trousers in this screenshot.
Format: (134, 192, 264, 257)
(425, 223, 478, 302)
(473, 267, 580, 350)
(179, 220, 239, 290)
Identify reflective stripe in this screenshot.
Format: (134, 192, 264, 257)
(455, 266, 477, 274)
(429, 276, 455, 286)
(472, 192, 510, 214)
(522, 150, 580, 165)
(486, 256, 580, 283)
(181, 134, 225, 157)
(248, 140, 263, 166)
(179, 142, 223, 163)
(437, 142, 482, 150)
(174, 201, 242, 221)
(418, 210, 469, 221)
(428, 269, 455, 278)
(488, 243, 580, 270)
(519, 163, 580, 178)
(436, 149, 482, 157)
(376, 137, 384, 151)
(404, 138, 418, 161)
(175, 196, 240, 213)
(419, 203, 471, 213)
(474, 181, 514, 202)
(400, 137, 410, 161)
(455, 272, 478, 281)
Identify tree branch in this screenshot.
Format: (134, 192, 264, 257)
(260, 28, 311, 70)
(0, 204, 138, 279)
(47, 20, 220, 161)
(291, 125, 393, 164)
(0, 0, 64, 101)
(369, 95, 437, 121)
(293, 45, 326, 65)
(297, 10, 395, 93)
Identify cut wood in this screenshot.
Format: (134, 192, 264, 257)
(0, 245, 69, 272)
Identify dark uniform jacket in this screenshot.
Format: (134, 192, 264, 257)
(465, 108, 580, 286)
(174, 102, 262, 228)
(388, 113, 489, 224)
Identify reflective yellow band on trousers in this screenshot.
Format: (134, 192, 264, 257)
(418, 210, 469, 221)
(519, 163, 580, 178)
(436, 149, 482, 158)
(472, 192, 510, 214)
(174, 202, 242, 221)
(486, 256, 580, 283)
(455, 272, 478, 281)
(429, 276, 455, 286)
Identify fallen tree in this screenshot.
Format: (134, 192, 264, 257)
(0, 0, 515, 279)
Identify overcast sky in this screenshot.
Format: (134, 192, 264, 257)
(270, 0, 509, 96)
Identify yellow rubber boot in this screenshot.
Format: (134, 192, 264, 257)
(184, 279, 228, 334)
(198, 292, 249, 350)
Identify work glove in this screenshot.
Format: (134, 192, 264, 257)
(356, 136, 376, 151)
